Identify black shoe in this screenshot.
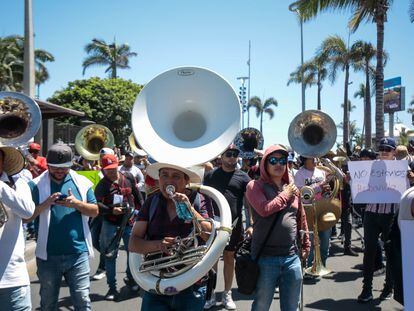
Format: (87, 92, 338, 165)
(105, 288, 119, 301)
(357, 288, 373, 303)
(379, 286, 393, 300)
(124, 276, 140, 291)
(344, 247, 358, 257)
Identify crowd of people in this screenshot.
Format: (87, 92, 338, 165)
(1, 135, 414, 311)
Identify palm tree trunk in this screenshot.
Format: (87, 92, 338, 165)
(260, 111, 263, 133)
(317, 73, 321, 110)
(343, 65, 350, 147)
(365, 62, 372, 148)
(375, 3, 386, 145)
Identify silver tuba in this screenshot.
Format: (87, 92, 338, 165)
(129, 67, 240, 295)
(234, 127, 264, 159)
(0, 91, 42, 228)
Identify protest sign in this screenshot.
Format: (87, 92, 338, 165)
(348, 160, 409, 204)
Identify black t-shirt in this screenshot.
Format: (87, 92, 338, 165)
(203, 167, 250, 223)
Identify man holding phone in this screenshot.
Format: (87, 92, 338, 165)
(26, 143, 98, 310)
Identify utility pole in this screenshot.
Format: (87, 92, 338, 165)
(247, 40, 251, 126)
(237, 77, 249, 129)
(23, 0, 35, 97)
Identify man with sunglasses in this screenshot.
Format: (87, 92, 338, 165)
(357, 137, 409, 303)
(203, 144, 251, 310)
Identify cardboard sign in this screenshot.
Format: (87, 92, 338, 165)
(348, 160, 409, 204)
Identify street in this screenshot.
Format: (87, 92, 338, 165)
(29, 232, 403, 310)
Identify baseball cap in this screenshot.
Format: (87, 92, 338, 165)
(379, 137, 396, 150)
(29, 142, 41, 151)
(100, 147, 115, 156)
(101, 154, 119, 170)
(224, 143, 240, 153)
(47, 143, 73, 168)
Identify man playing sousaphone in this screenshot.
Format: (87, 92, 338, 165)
(0, 146, 35, 310)
(129, 162, 213, 310)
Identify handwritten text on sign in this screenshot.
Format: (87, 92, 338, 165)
(348, 160, 409, 204)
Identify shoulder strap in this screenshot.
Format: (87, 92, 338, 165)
(149, 193, 160, 224)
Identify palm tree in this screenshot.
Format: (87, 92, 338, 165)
(297, 0, 393, 145)
(288, 54, 328, 110)
(318, 35, 361, 146)
(247, 96, 278, 133)
(341, 99, 356, 112)
(82, 38, 137, 78)
(337, 120, 361, 147)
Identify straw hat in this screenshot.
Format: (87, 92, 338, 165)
(0, 146, 25, 176)
(146, 162, 201, 184)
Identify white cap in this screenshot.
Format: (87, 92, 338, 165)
(100, 147, 115, 156)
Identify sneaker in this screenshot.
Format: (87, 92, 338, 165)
(204, 295, 217, 309)
(123, 276, 139, 291)
(344, 247, 358, 257)
(92, 268, 106, 280)
(379, 286, 393, 300)
(357, 288, 373, 303)
(105, 288, 119, 301)
(222, 290, 236, 310)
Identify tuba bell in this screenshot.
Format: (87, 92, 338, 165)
(129, 66, 240, 295)
(0, 91, 42, 228)
(289, 110, 341, 276)
(234, 127, 264, 159)
(128, 133, 147, 156)
(75, 124, 114, 161)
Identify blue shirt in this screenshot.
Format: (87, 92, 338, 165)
(29, 174, 97, 255)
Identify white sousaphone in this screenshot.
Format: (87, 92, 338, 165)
(129, 67, 240, 295)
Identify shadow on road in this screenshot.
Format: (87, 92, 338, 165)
(306, 298, 385, 311)
(323, 270, 362, 283)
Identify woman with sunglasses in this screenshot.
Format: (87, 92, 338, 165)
(245, 145, 310, 311)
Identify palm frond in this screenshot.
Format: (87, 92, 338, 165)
(264, 107, 275, 119)
(82, 56, 110, 75)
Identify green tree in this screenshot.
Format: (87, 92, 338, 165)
(82, 38, 137, 78)
(288, 54, 328, 110)
(297, 0, 393, 145)
(0, 35, 54, 92)
(247, 96, 278, 133)
(337, 120, 361, 147)
(341, 99, 356, 112)
(48, 77, 142, 144)
(318, 35, 361, 146)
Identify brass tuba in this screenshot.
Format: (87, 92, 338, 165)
(129, 66, 240, 295)
(234, 127, 264, 159)
(128, 133, 147, 156)
(75, 124, 114, 161)
(289, 110, 341, 276)
(0, 91, 42, 228)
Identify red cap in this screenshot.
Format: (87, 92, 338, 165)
(29, 143, 41, 151)
(101, 154, 119, 170)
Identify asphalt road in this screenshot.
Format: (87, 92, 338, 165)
(29, 229, 404, 311)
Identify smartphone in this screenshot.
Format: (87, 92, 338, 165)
(57, 194, 68, 201)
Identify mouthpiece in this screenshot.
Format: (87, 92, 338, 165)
(166, 185, 176, 196)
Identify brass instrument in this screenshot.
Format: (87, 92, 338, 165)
(75, 124, 114, 161)
(128, 133, 147, 156)
(234, 127, 264, 159)
(288, 110, 340, 276)
(0, 91, 42, 228)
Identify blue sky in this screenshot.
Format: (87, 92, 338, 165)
(2, 0, 414, 148)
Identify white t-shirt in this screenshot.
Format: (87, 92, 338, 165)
(119, 165, 145, 192)
(0, 172, 35, 288)
(294, 166, 326, 193)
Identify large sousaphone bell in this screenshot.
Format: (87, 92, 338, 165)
(75, 124, 114, 161)
(234, 127, 264, 159)
(0, 91, 42, 228)
(129, 67, 240, 295)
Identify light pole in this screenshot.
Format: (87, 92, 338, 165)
(237, 76, 249, 129)
(247, 40, 251, 127)
(289, 2, 305, 112)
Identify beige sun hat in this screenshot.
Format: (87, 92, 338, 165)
(0, 146, 25, 176)
(146, 162, 201, 184)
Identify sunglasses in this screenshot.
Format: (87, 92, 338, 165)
(267, 156, 287, 166)
(378, 146, 393, 152)
(224, 150, 239, 158)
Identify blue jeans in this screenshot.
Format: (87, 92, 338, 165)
(36, 252, 91, 311)
(99, 220, 133, 290)
(252, 254, 302, 311)
(0, 285, 31, 311)
(90, 215, 105, 271)
(307, 228, 331, 267)
(142, 285, 206, 311)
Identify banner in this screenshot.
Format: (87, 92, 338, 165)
(76, 170, 101, 190)
(348, 160, 409, 204)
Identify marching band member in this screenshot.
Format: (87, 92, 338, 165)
(0, 147, 35, 311)
(203, 144, 251, 310)
(26, 143, 98, 310)
(246, 144, 310, 311)
(294, 156, 332, 269)
(94, 154, 141, 300)
(26, 142, 47, 178)
(129, 163, 212, 311)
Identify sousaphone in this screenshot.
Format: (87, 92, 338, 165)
(129, 66, 240, 295)
(234, 127, 264, 159)
(75, 124, 114, 161)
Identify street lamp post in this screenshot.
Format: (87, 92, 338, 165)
(289, 2, 305, 112)
(237, 76, 249, 129)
